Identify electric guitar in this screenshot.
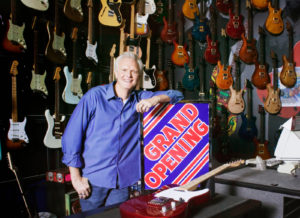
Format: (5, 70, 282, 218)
(64, 0, 83, 23)
(86, 71, 93, 90)
(251, 26, 270, 90)
(155, 38, 168, 91)
(20, 0, 49, 11)
(280, 21, 296, 88)
(204, 6, 220, 64)
(265, 0, 284, 35)
(141, 30, 156, 90)
(198, 57, 206, 99)
(191, 0, 210, 42)
(239, 0, 257, 64)
(44, 67, 66, 149)
(109, 44, 116, 83)
(62, 28, 83, 105)
(30, 17, 48, 97)
(216, 29, 233, 90)
(182, 32, 200, 91)
(225, 0, 245, 40)
(98, 0, 122, 27)
(264, 50, 281, 114)
(125, 2, 142, 58)
(120, 160, 244, 218)
(45, 0, 67, 64)
(135, 0, 149, 36)
(182, 0, 199, 20)
(161, 0, 178, 44)
(145, 0, 156, 14)
(171, 13, 189, 67)
(7, 60, 29, 150)
(216, 0, 233, 14)
(154, 0, 167, 24)
(238, 79, 258, 141)
(253, 105, 271, 160)
(2, 0, 26, 53)
(251, 0, 268, 10)
(85, 0, 98, 64)
(227, 55, 245, 114)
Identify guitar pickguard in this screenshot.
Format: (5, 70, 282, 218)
(85, 40, 98, 64)
(7, 20, 27, 49)
(7, 118, 29, 143)
(30, 70, 48, 96)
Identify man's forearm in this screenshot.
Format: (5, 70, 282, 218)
(153, 95, 171, 103)
(69, 166, 82, 181)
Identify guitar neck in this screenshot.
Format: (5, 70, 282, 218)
(72, 35, 78, 78)
(274, 0, 279, 10)
(54, 0, 61, 35)
(33, 30, 39, 74)
(109, 44, 116, 83)
(247, 6, 253, 41)
(168, 0, 173, 25)
(199, 58, 205, 95)
(145, 34, 151, 68)
(11, 0, 17, 23)
(178, 15, 183, 45)
(157, 41, 163, 70)
(54, 76, 60, 122)
(87, 0, 94, 44)
(221, 32, 228, 66)
(273, 60, 278, 90)
(130, 3, 135, 39)
(11, 76, 18, 122)
(258, 28, 265, 64)
(259, 108, 266, 143)
(188, 36, 194, 69)
(235, 59, 241, 91)
(246, 83, 253, 119)
(288, 26, 293, 62)
(199, 0, 205, 19)
(234, 0, 240, 16)
(167, 60, 174, 89)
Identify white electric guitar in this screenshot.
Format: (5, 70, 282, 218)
(44, 67, 66, 149)
(62, 28, 83, 104)
(145, 0, 156, 14)
(20, 0, 49, 11)
(135, 0, 149, 36)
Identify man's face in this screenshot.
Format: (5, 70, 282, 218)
(115, 57, 140, 90)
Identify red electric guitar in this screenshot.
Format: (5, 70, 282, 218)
(160, 0, 178, 44)
(216, 0, 233, 14)
(225, 0, 245, 40)
(120, 160, 244, 218)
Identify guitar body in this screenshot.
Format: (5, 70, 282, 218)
(30, 70, 48, 96)
(253, 138, 271, 160)
(228, 86, 245, 114)
(45, 22, 67, 64)
(216, 0, 233, 14)
(7, 118, 29, 149)
(85, 40, 98, 64)
(44, 109, 66, 148)
(20, 0, 49, 11)
(204, 35, 220, 64)
(265, 2, 283, 35)
(2, 20, 26, 53)
(216, 61, 233, 90)
(280, 55, 297, 88)
(225, 9, 245, 40)
(64, 0, 83, 23)
(251, 62, 270, 90)
(264, 83, 281, 114)
(192, 17, 210, 42)
(238, 113, 258, 141)
(145, 0, 156, 14)
(155, 70, 168, 90)
(171, 41, 189, 67)
(135, 13, 149, 36)
(98, 0, 122, 27)
(126, 37, 142, 58)
(182, 63, 200, 91)
(182, 0, 199, 19)
(239, 33, 258, 64)
(141, 65, 156, 89)
(62, 66, 83, 104)
(251, 0, 268, 10)
(161, 17, 178, 44)
(120, 185, 210, 218)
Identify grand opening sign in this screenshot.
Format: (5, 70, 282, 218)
(143, 102, 210, 190)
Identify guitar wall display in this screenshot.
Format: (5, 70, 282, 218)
(225, 0, 245, 40)
(7, 60, 29, 150)
(64, 0, 84, 23)
(265, 0, 284, 35)
(191, 0, 210, 43)
(155, 38, 168, 90)
(182, 0, 199, 20)
(98, 0, 122, 27)
(161, 0, 178, 44)
(44, 67, 66, 149)
(20, 0, 49, 11)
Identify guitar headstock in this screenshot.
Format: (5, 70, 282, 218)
(110, 44, 116, 58)
(71, 27, 78, 41)
(87, 0, 93, 8)
(246, 0, 251, 9)
(53, 66, 61, 81)
(226, 159, 245, 168)
(10, 60, 19, 76)
(258, 104, 265, 114)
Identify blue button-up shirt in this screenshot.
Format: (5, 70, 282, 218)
(62, 82, 184, 188)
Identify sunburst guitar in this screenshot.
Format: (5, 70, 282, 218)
(265, 0, 283, 35)
(182, 0, 199, 20)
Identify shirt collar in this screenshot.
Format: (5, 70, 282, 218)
(106, 82, 139, 101)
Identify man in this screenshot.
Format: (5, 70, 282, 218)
(62, 52, 184, 211)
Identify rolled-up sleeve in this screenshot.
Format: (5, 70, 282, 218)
(139, 89, 184, 104)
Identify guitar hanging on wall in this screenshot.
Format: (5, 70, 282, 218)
(44, 67, 66, 149)
(155, 38, 168, 91)
(191, 0, 210, 42)
(225, 0, 245, 40)
(45, 0, 67, 65)
(264, 50, 282, 114)
(20, 0, 49, 11)
(161, 0, 178, 44)
(182, 0, 199, 20)
(98, 0, 122, 27)
(251, 26, 270, 90)
(265, 0, 284, 35)
(135, 0, 150, 36)
(7, 60, 29, 150)
(62, 27, 83, 104)
(64, 0, 83, 23)
(280, 21, 296, 88)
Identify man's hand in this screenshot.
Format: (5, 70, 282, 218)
(72, 176, 91, 199)
(136, 96, 160, 113)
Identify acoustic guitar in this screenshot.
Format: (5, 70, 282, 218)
(251, 26, 270, 90)
(120, 160, 244, 218)
(280, 21, 296, 88)
(171, 13, 189, 67)
(225, 0, 245, 40)
(2, 0, 26, 53)
(204, 5, 220, 64)
(182, 0, 199, 20)
(44, 67, 66, 149)
(265, 0, 284, 35)
(216, 0, 233, 14)
(98, 0, 122, 27)
(216, 29, 233, 90)
(45, 0, 67, 64)
(239, 0, 257, 65)
(109, 44, 116, 83)
(238, 79, 258, 141)
(155, 38, 168, 90)
(192, 0, 210, 43)
(161, 0, 178, 44)
(253, 105, 271, 160)
(135, 0, 149, 36)
(7, 60, 29, 150)
(63, 0, 83, 23)
(227, 55, 245, 114)
(264, 50, 282, 114)
(20, 0, 49, 11)
(182, 32, 200, 91)
(251, 0, 268, 10)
